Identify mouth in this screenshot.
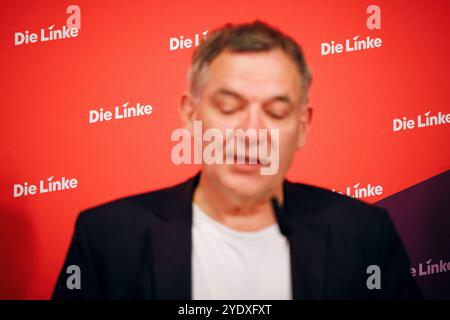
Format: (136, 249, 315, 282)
(228, 154, 262, 164)
(224, 155, 269, 174)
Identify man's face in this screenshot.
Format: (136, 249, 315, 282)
(182, 48, 312, 201)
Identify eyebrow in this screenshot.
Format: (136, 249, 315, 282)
(212, 88, 246, 102)
(212, 88, 294, 106)
(266, 95, 294, 106)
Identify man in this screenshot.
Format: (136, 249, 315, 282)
(53, 21, 421, 299)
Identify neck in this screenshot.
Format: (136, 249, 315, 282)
(193, 175, 283, 232)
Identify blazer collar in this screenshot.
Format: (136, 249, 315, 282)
(148, 172, 328, 300)
(283, 180, 329, 300)
(145, 173, 200, 299)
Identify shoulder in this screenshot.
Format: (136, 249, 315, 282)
(286, 181, 398, 263)
(285, 180, 390, 232)
(76, 176, 195, 232)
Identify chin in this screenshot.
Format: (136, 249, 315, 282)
(219, 167, 278, 200)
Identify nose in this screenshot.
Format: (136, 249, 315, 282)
(238, 103, 271, 152)
(242, 103, 264, 131)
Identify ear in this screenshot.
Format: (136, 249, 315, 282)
(296, 104, 313, 149)
(179, 92, 198, 134)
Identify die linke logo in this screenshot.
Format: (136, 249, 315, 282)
(13, 176, 78, 198)
(321, 5, 382, 56)
(411, 258, 450, 277)
(89, 102, 153, 124)
(14, 5, 81, 46)
(393, 110, 450, 132)
(170, 30, 208, 51)
(332, 182, 383, 199)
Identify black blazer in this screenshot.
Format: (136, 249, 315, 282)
(53, 173, 421, 299)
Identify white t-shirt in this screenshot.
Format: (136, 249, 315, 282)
(191, 203, 292, 300)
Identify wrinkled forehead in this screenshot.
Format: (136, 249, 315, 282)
(201, 49, 303, 103)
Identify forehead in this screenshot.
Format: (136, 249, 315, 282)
(203, 49, 302, 101)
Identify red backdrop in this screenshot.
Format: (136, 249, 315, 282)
(0, 0, 449, 299)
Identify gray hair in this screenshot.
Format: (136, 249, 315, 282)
(188, 20, 312, 105)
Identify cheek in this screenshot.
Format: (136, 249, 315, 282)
(200, 115, 244, 134)
(276, 127, 300, 160)
(196, 104, 229, 130)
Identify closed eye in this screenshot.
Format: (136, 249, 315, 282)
(264, 102, 291, 119)
(211, 90, 246, 114)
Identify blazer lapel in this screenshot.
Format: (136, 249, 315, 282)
(284, 181, 329, 300)
(150, 219, 192, 299)
(146, 174, 200, 299)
